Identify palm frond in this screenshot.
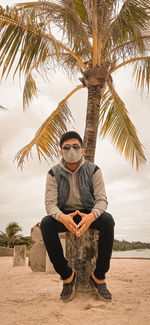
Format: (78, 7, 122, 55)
(106, 34, 150, 61)
(0, 9, 57, 78)
(0, 231, 6, 237)
(16, 1, 92, 52)
(111, 56, 150, 93)
(23, 72, 37, 109)
(83, 0, 116, 64)
(107, 0, 150, 49)
(133, 56, 150, 92)
(6, 222, 22, 237)
(74, 0, 89, 24)
(0, 105, 8, 110)
(99, 82, 146, 169)
(14, 102, 70, 169)
(14, 85, 83, 169)
(0, 8, 87, 80)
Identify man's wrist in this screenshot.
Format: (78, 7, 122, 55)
(91, 212, 97, 220)
(58, 213, 64, 222)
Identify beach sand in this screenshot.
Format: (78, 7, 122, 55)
(0, 257, 150, 325)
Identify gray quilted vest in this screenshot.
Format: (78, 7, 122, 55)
(50, 161, 99, 210)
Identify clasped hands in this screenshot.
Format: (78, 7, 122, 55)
(59, 210, 96, 237)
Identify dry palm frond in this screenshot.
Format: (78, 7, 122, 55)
(99, 82, 146, 169)
(14, 102, 71, 169)
(0, 105, 8, 110)
(23, 72, 37, 108)
(105, 35, 150, 61)
(16, 0, 92, 52)
(0, 8, 86, 80)
(111, 56, 150, 93)
(133, 56, 150, 92)
(108, 0, 150, 49)
(0, 10, 59, 78)
(14, 85, 83, 168)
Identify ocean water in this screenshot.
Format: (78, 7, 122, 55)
(112, 248, 150, 259)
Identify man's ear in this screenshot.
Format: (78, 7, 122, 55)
(60, 149, 63, 157)
(81, 148, 85, 156)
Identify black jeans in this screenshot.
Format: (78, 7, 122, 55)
(40, 210, 115, 280)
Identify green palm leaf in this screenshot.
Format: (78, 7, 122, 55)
(100, 82, 146, 169)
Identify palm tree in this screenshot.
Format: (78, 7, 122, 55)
(0, 0, 149, 169)
(0, 0, 150, 289)
(0, 222, 22, 248)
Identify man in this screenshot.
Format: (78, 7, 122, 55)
(40, 131, 115, 302)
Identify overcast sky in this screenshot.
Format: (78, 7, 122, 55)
(0, 0, 150, 242)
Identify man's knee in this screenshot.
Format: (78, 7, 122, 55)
(101, 212, 115, 228)
(40, 215, 57, 234)
(92, 212, 115, 230)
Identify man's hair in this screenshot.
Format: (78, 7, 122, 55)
(59, 131, 83, 148)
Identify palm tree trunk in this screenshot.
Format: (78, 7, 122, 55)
(83, 85, 101, 162)
(66, 85, 102, 291)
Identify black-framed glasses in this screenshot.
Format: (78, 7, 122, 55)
(62, 144, 81, 151)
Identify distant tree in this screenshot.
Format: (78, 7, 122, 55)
(113, 239, 150, 251)
(0, 222, 22, 248)
(19, 236, 32, 250)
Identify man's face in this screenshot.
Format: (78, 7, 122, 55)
(60, 138, 84, 162)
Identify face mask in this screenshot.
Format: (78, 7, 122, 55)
(62, 147, 82, 163)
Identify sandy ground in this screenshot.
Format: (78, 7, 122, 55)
(0, 257, 150, 325)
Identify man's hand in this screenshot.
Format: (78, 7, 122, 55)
(58, 211, 78, 234)
(76, 211, 96, 237)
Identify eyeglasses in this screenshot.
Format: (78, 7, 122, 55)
(62, 144, 81, 151)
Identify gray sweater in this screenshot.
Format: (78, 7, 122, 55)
(45, 157, 108, 220)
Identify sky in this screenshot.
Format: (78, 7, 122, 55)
(0, 0, 150, 242)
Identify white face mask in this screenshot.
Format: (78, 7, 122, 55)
(62, 147, 82, 163)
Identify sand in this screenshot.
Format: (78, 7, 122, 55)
(0, 256, 150, 325)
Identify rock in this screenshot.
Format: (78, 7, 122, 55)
(13, 245, 26, 266)
(0, 246, 13, 256)
(29, 241, 46, 272)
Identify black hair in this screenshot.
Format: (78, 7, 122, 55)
(59, 131, 83, 148)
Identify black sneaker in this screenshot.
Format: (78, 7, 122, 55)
(90, 275, 112, 300)
(60, 271, 77, 302)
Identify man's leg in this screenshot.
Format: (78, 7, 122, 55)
(90, 211, 115, 299)
(40, 214, 77, 302)
(40, 215, 72, 280)
(90, 211, 115, 279)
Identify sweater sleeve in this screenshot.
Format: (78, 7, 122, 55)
(91, 168, 108, 218)
(45, 172, 62, 220)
